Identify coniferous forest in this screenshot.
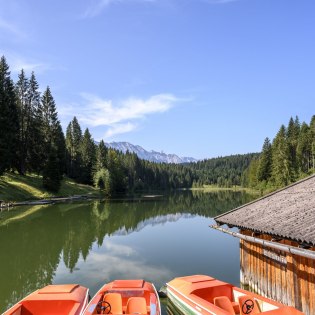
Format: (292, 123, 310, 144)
(0, 55, 314, 196)
(244, 116, 315, 191)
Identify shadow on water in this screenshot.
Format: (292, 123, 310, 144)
(0, 190, 254, 313)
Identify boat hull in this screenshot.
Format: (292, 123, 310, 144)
(167, 288, 206, 315)
(166, 275, 304, 315)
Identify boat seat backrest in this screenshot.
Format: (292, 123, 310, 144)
(103, 293, 123, 314)
(126, 297, 147, 314)
(239, 295, 261, 315)
(214, 296, 236, 315)
(22, 300, 76, 315)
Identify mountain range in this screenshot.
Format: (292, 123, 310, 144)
(105, 141, 197, 164)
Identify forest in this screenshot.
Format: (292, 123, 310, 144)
(1, 55, 314, 195)
(244, 116, 315, 191)
(0, 56, 196, 194)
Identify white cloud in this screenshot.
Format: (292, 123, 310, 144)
(80, 93, 177, 126)
(71, 93, 178, 139)
(82, 0, 156, 18)
(104, 123, 137, 138)
(53, 240, 172, 288)
(11, 60, 51, 74)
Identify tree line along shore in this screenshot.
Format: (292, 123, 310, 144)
(1, 55, 314, 202)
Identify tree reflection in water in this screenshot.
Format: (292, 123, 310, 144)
(0, 190, 254, 313)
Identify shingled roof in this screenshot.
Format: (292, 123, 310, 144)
(214, 174, 315, 246)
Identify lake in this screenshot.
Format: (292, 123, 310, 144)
(0, 190, 254, 313)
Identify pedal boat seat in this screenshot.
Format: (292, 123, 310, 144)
(126, 297, 147, 314)
(214, 296, 236, 314)
(103, 293, 123, 314)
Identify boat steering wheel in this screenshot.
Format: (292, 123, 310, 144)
(242, 299, 255, 314)
(96, 300, 112, 314)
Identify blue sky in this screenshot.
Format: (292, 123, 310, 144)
(1, 0, 314, 159)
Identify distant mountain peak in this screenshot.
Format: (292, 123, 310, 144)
(105, 141, 197, 164)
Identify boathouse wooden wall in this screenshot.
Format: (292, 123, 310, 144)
(239, 230, 315, 315)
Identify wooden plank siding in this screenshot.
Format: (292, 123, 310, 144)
(239, 231, 315, 315)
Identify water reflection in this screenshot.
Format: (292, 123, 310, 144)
(0, 190, 254, 313)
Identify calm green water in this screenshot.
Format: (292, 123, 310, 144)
(0, 190, 254, 313)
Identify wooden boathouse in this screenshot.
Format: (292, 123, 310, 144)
(213, 174, 315, 315)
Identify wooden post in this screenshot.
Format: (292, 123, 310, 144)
(308, 257, 315, 315)
(280, 249, 287, 305)
(292, 254, 302, 310)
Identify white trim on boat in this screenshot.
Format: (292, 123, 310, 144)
(152, 283, 161, 315)
(167, 284, 217, 315)
(79, 289, 91, 315)
(168, 289, 203, 315)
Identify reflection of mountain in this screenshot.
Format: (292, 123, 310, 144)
(113, 213, 195, 236)
(0, 190, 254, 312)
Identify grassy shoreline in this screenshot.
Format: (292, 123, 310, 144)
(186, 185, 259, 194)
(0, 173, 261, 204)
(0, 173, 101, 203)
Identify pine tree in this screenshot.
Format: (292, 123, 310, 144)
(41, 87, 59, 147)
(95, 140, 108, 171)
(257, 137, 272, 182)
(0, 56, 19, 175)
(272, 125, 292, 187)
(80, 128, 96, 184)
(107, 149, 126, 192)
(296, 122, 311, 174)
(55, 123, 66, 177)
(27, 72, 43, 173)
(41, 87, 63, 191)
(15, 69, 30, 174)
(247, 158, 259, 188)
(65, 117, 82, 180)
(286, 116, 300, 180)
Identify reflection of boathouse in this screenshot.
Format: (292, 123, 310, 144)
(213, 174, 315, 315)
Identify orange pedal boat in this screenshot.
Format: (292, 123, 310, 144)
(83, 279, 161, 315)
(2, 284, 89, 315)
(166, 275, 304, 315)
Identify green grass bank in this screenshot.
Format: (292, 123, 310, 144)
(0, 173, 100, 202)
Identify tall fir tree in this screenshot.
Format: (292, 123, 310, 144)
(95, 140, 108, 171)
(41, 87, 59, 146)
(27, 72, 43, 173)
(55, 123, 66, 176)
(15, 69, 30, 174)
(107, 149, 126, 192)
(79, 128, 96, 184)
(257, 137, 272, 182)
(296, 122, 311, 174)
(272, 125, 292, 187)
(286, 116, 300, 180)
(65, 117, 82, 180)
(41, 87, 64, 191)
(0, 56, 19, 175)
